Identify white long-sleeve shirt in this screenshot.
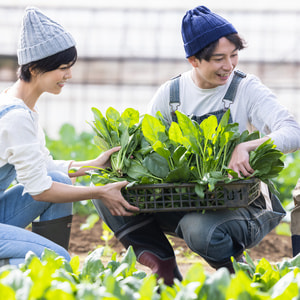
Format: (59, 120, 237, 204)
(147, 69, 300, 154)
(147, 69, 300, 211)
(0, 94, 71, 195)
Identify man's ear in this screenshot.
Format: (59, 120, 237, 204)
(187, 56, 199, 68)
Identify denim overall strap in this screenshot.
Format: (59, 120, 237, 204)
(169, 75, 181, 122)
(0, 104, 28, 118)
(0, 104, 30, 193)
(222, 70, 246, 110)
(169, 70, 246, 123)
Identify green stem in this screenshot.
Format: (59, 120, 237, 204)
(196, 155, 202, 179)
(201, 140, 208, 175)
(213, 145, 225, 172)
(168, 157, 174, 170)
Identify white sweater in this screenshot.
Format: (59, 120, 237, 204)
(0, 94, 71, 196)
(147, 69, 300, 154)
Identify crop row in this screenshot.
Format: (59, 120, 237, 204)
(1, 246, 300, 299)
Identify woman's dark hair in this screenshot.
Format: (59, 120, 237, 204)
(194, 33, 246, 61)
(18, 46, 77, 82)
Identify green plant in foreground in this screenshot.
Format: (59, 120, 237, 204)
(2, 247, 300, 299)
(100, 221, 115, 256)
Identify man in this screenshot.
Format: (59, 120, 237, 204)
(93, 5, 300, 283)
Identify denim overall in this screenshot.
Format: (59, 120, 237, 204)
(93, 71, 286, 269)
(0, 104, 72, 264)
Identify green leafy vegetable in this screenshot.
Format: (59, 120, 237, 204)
(2, 246, 300, 299)
(89, 107, 284, 201)
(89, 107, 142, 178)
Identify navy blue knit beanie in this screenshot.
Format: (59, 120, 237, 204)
(181, 6, 237, 58)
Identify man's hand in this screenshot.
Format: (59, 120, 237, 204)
(228, 143, 254, 178)
(228, 137, 270, 178)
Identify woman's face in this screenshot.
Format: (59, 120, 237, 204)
(35, 63, 73, 95)
(189, 37, 239, 89)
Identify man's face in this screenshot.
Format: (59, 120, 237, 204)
(189, 37, 239, 89)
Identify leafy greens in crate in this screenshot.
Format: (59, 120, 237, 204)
(88, 107, 284, 200)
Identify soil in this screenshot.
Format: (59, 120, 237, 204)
(69, 214, 292, 275)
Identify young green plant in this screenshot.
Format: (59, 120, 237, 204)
(89, 106, 141, 177)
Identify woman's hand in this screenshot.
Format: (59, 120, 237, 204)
(69, 146, 121, 177)
(93, 146, 121, 169)
(93, 180, 140, 216)
(34, 180, 139, 217)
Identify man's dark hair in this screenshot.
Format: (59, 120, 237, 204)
(194, 33, 246, 61)
(18, 46, 77, 82)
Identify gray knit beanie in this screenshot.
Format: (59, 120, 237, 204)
(17, 7, 76, 65)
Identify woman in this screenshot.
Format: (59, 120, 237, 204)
(0, 7, 139, 266)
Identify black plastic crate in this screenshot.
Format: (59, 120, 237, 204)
(122, 178, 261, 212)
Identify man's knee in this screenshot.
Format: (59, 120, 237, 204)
(177, 213, 210, 254)
(178, 213, 245, 268)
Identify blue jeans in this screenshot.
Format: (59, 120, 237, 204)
(0, 171, 73, 264)
(93, 194, 285, 268)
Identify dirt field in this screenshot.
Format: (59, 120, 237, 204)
(69, 214, 292, 275)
